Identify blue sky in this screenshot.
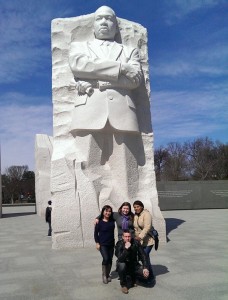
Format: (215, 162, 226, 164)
(0, 0, 227, 171)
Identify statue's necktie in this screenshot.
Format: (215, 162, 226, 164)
(101, 41, 110, 56)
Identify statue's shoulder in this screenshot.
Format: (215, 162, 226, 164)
(69, 40, 89, 54)
(70, 40, 88, 48)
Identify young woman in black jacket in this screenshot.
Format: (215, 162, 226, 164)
(94, 205, 115, 284)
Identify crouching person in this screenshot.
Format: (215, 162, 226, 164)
(115, 230, 151, 294)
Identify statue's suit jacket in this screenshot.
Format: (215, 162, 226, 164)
(68, 39, 142, 134)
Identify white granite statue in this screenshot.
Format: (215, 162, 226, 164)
(50, 6, 166, 248)
(35, 134, 53, 217)
(69, 7, 141, 134)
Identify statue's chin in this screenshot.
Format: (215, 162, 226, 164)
(95, 31, 115, 41)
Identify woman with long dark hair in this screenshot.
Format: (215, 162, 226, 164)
(96, 202, 134, 240)
(94, 205, 115, 284)
(115, 202, 135, 240)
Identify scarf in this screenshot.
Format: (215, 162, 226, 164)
(121, 214, 130, 230)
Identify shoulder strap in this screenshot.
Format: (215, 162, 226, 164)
(137, 216, 154, 238)
(137, 218, 143, 230)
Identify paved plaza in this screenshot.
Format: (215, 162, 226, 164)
(0, 206, 227, 300)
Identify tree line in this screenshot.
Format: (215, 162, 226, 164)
(1, 165, 35, 204)
(154, 137, 228, 181)
(1, 137, 227, 203)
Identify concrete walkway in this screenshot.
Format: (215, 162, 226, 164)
(0, 206, 227, 300)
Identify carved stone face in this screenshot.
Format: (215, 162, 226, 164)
(94, 7, 117, 40)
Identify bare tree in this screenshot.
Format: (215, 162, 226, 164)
(21, 170, 35, 201)
(163, 142, 188, 181)
(212, 142, 228, 179)
(154, 147, 169, 181)
(4, 165, 29, 203)
(154, 138, 228, 181)
(184, 137, 218, 180)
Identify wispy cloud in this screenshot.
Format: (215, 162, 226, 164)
(152, 61, 228, 77)
(163, 0, 225, 24)
(0, 1, 73, 84)
(0, 102, 52, 171)
(152, 88, 228, 146)
(0, 92, 50, 106)
(151, 42, 228, 78)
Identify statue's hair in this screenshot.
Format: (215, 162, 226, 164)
(95, 6, 116, 17)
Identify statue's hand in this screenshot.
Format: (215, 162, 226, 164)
(121, 63, 141, 85)
(76, 81, 94, 96)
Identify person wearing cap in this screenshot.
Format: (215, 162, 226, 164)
(45, 200, 52, 237)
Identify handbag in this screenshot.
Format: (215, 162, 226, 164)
(150, 226, 159, 251)
(137, 219, 159, 251)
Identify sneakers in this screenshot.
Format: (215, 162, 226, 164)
(121, 286, 129, 294)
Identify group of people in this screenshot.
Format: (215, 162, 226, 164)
(94, 201, 156, 294)
(45, 199, 156, 294)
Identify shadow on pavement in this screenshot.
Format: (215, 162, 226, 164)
(153, 264, 169, 276)
(136, 265, 169, 288)
(2, 212, 36, 218)
(165, 218, 186, 242)
(111, 264, 169, 279)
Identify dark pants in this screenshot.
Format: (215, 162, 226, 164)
(117, 262, 145, 287)
(100, 245, 114, 265)
(48, 222, 52, 236)
(143, 245, 154, 279)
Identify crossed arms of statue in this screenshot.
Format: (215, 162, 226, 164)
(68, 41, 143, 95)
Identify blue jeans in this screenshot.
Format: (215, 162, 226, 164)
(143, 245, 154, 278)
(100, 245, 114, 265)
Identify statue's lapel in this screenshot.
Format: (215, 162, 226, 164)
(88, 40, 105, 58)
(109, 42, 123, 61)
(88, 40, 123, 61)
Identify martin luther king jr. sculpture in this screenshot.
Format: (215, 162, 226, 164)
(69, 6, 142, 134)
(49, 6, 165, 248)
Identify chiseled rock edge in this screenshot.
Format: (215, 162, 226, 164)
(35, 134, 53, 217)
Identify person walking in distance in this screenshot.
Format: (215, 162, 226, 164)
(45, 200, 52, 237)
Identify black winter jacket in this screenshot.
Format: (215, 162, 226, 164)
(115, 238, 149, 269)
(45, 206, 52, 223)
